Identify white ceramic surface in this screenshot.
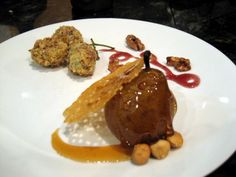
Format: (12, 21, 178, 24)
(0, 18, 236, 177)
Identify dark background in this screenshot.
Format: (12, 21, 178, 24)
(0, 0, 235, 176)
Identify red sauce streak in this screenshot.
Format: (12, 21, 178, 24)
(100, 49, 200, 88)
(100, 49, 136, 62)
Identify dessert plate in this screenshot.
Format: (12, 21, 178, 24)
(0, 18, 235, 177)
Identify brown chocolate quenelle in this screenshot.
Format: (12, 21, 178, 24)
(105, 51, 177, 147)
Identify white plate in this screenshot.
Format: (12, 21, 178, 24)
(0, 18, 236, 177)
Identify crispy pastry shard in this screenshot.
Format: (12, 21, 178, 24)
(64, 59, 144, 123)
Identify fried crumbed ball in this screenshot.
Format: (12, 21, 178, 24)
(68, 42, 97, 76)
(30, 37, 68, 67)
(52, 26, 83, 46)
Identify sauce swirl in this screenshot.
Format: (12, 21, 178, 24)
(100, 49, 200, 88)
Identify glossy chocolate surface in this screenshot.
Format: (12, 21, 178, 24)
(105, 68, 176, 147)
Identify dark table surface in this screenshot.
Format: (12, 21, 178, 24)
(0, 0, 235, 176)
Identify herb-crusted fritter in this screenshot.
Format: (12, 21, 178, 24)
(30, 37, 68, 67)
(68, 42, 97, 76)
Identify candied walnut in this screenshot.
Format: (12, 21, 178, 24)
(126, 34, 145, 51)
(166, 56, 191, 72)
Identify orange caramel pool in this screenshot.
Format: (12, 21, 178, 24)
(51, 129, 131, 162)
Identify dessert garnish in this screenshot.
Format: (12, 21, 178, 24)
(126, 34, 145, 51)
(166, 56, 191, 72)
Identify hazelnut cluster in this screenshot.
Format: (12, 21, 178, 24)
(131, 131, 183, 165)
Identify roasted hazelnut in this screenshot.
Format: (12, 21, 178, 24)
(167, 131, 183, 148)
(131, 144, 151, 165)
(150, 140, 170, 159)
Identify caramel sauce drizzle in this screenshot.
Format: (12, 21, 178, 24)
(51, 129, 131, 162)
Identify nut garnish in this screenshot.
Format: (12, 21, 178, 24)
(166, 56, 191, 72)
(126, 34, 145, 51)
(131, 144, 150, 165)
(150, 140, 170, 160)
(167, 131, 184, 148)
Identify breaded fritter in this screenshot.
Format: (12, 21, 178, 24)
(30, 37, 68, 67)
(30, 26, 98, 76)
(68, 42, 97, 76)
(52, 26, 83, 46)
